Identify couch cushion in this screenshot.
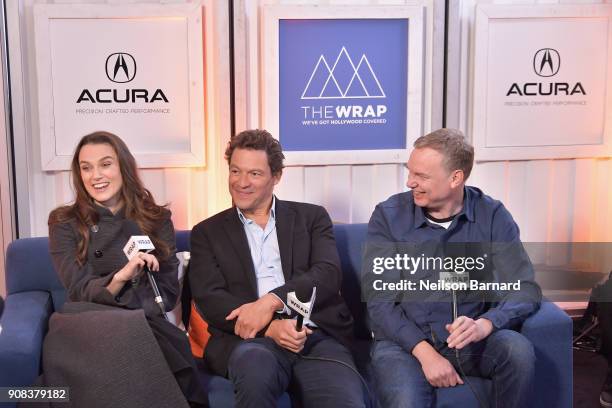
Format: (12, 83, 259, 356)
(520, 301, 573, 408)
(188, 302, 211, 357)
(0, 291, 53, 387)
(6, 238, 65, 311)
(175, 230, 191, 253)
(333, 224, 371, 339)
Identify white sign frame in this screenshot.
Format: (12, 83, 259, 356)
(472, 4, 612, 161)
(262, 5, 425, 166)
(33, 3, 206, 170)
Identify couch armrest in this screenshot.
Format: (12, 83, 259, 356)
(520, 301, 572, 408)
(0, 291, 53, 387)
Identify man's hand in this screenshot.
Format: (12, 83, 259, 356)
(265, 320, 312, 353)
(446, 316, 493, 349)
(412, 341, 463, 387)
(225, 293, 283, 339)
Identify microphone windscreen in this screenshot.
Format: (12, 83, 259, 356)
(295, 285, 314, 303)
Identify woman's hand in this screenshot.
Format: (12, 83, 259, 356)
(106, 253, 159, 296)
(115, 252, 160, 282)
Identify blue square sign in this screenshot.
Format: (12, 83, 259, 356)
(279, 19, 408, 151)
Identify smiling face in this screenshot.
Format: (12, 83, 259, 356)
(228, 148, 281, 217)
(78, 143, 124, 213)
(406, 147, 463, 214)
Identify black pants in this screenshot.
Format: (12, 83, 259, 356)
(227, 329, 366, 408)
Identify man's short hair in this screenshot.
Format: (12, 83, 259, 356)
(225, 129, 285, 176)
(413, 128, 474, 180)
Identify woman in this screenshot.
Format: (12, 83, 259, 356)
(45, 131, 206, 407)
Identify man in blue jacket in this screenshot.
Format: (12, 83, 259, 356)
(367, 128, 541, 408)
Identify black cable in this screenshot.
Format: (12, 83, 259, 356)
(450, 291, 489, 408)
(298, 355, 374, 407)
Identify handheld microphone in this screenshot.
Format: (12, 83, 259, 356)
(440, 271, 488, 408)
(440, 271, 470, 322)
(122, 222, 168, 320)
(287, 287, 317, 331)
(441, 269, 470, 365)
(123, 235, 155, 287)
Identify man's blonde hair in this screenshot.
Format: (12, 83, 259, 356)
(413, 128, 474, 180)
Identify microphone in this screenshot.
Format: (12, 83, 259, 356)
(440, 271, 469, 322)
(440, 270, 470, 363)
(287, 287, 317, 331)
(440, 269, 489, 407)
(122, 221, 168, 319)
(123, 234, 155, 287)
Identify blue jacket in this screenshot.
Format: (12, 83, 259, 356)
(366, 186, 541, 352)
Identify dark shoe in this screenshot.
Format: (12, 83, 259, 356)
(602, 371, 612, 407)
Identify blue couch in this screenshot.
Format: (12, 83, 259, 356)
(0, 224, 573, 407)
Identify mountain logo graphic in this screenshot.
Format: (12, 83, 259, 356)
(301, 47, 385, 100)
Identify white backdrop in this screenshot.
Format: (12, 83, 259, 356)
(7, 0, 232, 241)
(33, 3, 207, 169)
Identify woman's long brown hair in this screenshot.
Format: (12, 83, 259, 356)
(48, 131, 171, 265)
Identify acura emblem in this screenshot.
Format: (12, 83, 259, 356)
(533, 48, 560, 77)
(105, 52, 137, 83)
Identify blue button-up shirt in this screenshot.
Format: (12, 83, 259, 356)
(236, 197, 284, 299)
(367, 186, 541, 352)
(236, 198, 315, 326)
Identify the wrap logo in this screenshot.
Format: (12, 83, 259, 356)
(125, 241, 137, 257)
(301, 46, 385, 99)
(300, 46, 387, 124)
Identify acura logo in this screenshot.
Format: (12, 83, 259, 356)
(105, 52, 137, 83)
(506, 47, 585, 96)
(533, 48, 560, 77)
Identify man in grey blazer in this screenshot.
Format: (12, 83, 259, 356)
(189, 129, 366, 408)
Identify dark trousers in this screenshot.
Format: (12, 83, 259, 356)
(227, 329, 366, 408)
(372, 329, 535, 408)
